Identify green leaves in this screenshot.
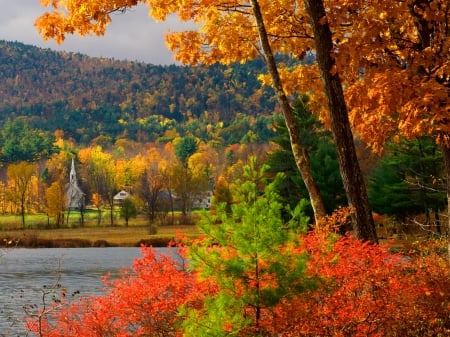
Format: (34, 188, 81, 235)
(174, 136, 199, 166)
(369, 137, 446, 218)
(0, 118, 58, 163)
(183, 158, 314, 336)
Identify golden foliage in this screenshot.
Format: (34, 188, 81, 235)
(36, 0, 449, 151)
(46, 181, 66, 221)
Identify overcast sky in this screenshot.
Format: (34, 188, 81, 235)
(1, 1, 189, 65)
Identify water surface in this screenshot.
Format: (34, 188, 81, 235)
(0, 247, 143, 336)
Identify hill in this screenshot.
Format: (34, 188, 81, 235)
(0, 40, 277, 145)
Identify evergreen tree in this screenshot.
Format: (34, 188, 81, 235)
(369, 137, 446, 227)
(0, 118, 58, 163)
(267, 98, 346, 216)
(181, 158, 315, 336)
(174, 136, 198, 166)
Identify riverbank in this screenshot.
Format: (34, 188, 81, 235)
(0, 225, 201, 248)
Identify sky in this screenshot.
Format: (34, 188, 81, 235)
(1, 1, 189, 65)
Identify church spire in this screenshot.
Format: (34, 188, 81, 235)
(70, 158, 77, 186)
(67, 158, 85, 210)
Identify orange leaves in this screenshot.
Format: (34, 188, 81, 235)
(35, 0, 450, 153)
(28, 246, 199, 337)
(273, 233, 450, 336)
(35, 0, 137, 42)
(35, 12, 75, 44)
(339, 0, 450, 149)
(165, 30, 208, 65)
(26, 231, 450, 336)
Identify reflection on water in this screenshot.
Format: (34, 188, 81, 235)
(0, 247, 143, 336)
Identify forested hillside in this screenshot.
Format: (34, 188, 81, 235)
(0, 40, 277, 145)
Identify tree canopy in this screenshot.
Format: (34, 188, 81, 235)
(0, 118, 58, 163)
(369, 137, 446, 221)
(267, 98, 346, 215)
(35, 0, 449, 242)
(34, 0, 449, 146)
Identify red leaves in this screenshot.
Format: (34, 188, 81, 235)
(28, 246, 201, 337)
(27, 238, 450, 336)
(273, 234, 450, 336)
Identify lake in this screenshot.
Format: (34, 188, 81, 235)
(0, 247, 155, 336)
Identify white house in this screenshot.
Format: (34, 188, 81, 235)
(113, 190, 130, 205)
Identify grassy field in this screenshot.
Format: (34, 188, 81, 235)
(0, 211, 203, 248)
(0, 210, 444, 250)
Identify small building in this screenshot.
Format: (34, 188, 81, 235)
(66, 159, 85, 210)
(193, 191, 213, 209)
(113, 190, 130, 205)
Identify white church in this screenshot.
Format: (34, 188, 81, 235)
(66, 159, 85, 210)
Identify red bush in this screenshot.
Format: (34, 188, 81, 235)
(271, 234, 450, 336)
(27, 246, 206, 337)
(27, 237, 450, 336)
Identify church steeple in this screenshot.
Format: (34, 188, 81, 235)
(70, 158, 77, 185)
(67, 158, 85, 210)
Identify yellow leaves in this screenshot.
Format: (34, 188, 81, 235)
(40, 0, 60, 8)
(257, 73, 272, 87)
(36, 0, 139, 42)
(46, 181, 66, 217)
(34, 0, 449, 153)
(35, 12, 71, 43)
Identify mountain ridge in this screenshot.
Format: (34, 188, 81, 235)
(0, 40, 276, 145)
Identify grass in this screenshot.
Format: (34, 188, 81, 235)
(0, 211, 203, 248)
(1, 210, 443, 250)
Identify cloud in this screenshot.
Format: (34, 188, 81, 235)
(0, 1, 189, 65)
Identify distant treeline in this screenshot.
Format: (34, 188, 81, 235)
(0, 40, 279, 145)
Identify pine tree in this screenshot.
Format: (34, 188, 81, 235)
(369, 137, 446, 231)
(181, 157, 315, 336)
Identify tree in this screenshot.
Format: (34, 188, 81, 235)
(6, 161, 36, 228)
(213, 175, 232, 213)
(91, 192, 103, 226)
(46, 181, 66, 227)
(174, 136, 198, 167)
(302, 0, 377, 242)
(181, 159, 314, 336)
(119, 197, 137, 226)
(330, 0, 450, 247)
(0, 118, 58, 163)
(79, 146, 117, 226)
(369, 137, 446, 232)
(267, 98, 346, 215)
(34, 0, 328, 227)
(170, 164, 196, 218)
(136, 165, 167, 229)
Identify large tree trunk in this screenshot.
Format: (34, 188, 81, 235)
(304, 0, 378, 243)
(250, 0, 327, 224)
(441, 144, 450, 259)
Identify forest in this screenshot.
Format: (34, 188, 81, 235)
(0, 40, 278, 145)
(3, 0, 450, 335)
(0, 101, 445, 238)
(0, 40, 445, 237)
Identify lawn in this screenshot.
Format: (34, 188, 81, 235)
(0, 211, 202, 247)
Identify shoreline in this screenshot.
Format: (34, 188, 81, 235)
(0, 224, 199, 249)
(0, 236, 174, 248)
